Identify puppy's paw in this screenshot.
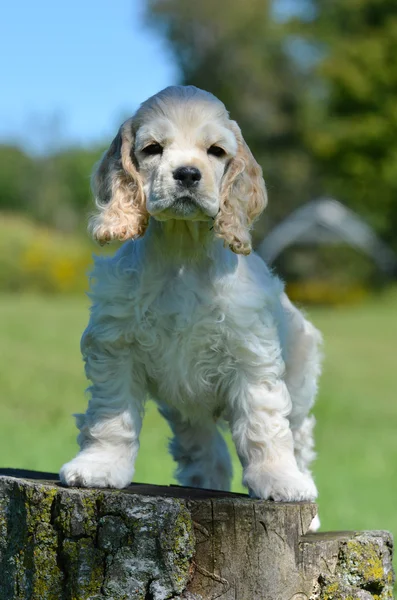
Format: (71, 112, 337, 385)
(179, 460, 232, 492)
(268, 472, 317, 502)
(245, 464, 318, 502)
(59, 449, 133, 489)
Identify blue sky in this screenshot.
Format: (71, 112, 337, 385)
(0, 0, 178, 152)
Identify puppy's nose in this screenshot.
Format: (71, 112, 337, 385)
(173, 166, 202, 187)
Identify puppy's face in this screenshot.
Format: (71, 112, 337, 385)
(90, 86, 267, 255)
(134, 108, 238, 222)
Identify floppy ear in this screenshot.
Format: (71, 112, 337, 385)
(89, 118, 149, 244)
(214, 121, 267, 255)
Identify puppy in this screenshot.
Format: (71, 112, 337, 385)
(60, 86, 321, 502)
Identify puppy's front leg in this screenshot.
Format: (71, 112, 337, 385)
(230, 381, 317, 502)
(60, 332, 144, 489)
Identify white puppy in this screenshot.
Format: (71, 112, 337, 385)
(60, 86, 321, 502)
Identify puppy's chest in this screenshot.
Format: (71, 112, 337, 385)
(132, 277, 233, 401)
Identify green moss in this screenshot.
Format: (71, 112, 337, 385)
(321, 581, 349, 600)
(171, 503, 194, 556)
(80, 493, 101, 534)
(20, 484, 63, 599)
(159, 501, 195, 593)
(320, 536, 393, 600)
(342, 539, 384, 584)
(54, 491, 101, 539)
(62, 538, 105, 598)
(24, 485, 57, 530)
(322, 581, 340, 596)
(0, 498, 7, 533)
(320, 580, 361, 600)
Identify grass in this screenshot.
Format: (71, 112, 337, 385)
(1, 290, 397, 544)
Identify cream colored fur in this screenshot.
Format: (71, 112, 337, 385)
(60, 86, 322, 506)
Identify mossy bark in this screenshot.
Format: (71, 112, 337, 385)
(0, 469, 394, 600)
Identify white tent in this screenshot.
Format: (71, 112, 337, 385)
(258, 198, 397, 276)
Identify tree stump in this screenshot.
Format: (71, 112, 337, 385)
(0, 469, 394, 599)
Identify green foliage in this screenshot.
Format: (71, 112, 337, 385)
(0, 214, 94, 293)
(0, 146, 36, 212)
(0, 144, 103, 233)
(302, 0, 397, 247)
(276, 244, 385, 304)
(35, 147, 103, 231)
(145, 0, 397, 251)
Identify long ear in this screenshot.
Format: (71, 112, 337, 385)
(89, 118, 149, 244)
(214, 121, 267, 255)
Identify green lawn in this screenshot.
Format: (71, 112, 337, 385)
(1, 291, 396, 542)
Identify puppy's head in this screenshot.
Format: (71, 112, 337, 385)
(91, 85, 267, 254)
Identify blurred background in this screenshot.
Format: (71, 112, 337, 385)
(1, 0, 396, 559)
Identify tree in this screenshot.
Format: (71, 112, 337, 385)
(145, 0, 397, 252)
(34, 147, 103, 232)
(0, 143, 104, 232)
(301, 0, 397, 249)
(0, 146, 36, 212)
(145, 0, 321, 243)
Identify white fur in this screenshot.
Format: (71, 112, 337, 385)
(60, 87, 322, 502)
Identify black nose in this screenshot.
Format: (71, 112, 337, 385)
(173, 166, 202, 187)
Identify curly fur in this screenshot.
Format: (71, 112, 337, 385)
(89, 120, 149, 243)
(60, 86, 322, 506)
(215, 121, 267, 255)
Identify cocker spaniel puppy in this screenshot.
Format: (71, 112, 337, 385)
(60, 85, 322, 502)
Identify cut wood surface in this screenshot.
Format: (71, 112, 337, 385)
(0, 469, 394, 599)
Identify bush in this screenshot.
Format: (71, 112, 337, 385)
(286, 280, 369, 305)
(0, 214, 95, 293)
(273, 244, 386, 305)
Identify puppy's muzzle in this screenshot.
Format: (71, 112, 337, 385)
(173, 166, 202, 188)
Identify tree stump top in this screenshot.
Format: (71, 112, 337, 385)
(0, 467, 253, 499)
(0, 469, 394, 599)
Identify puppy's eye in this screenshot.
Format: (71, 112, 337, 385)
(142, 142, 163, 155)
(207, 145, 226, 158)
